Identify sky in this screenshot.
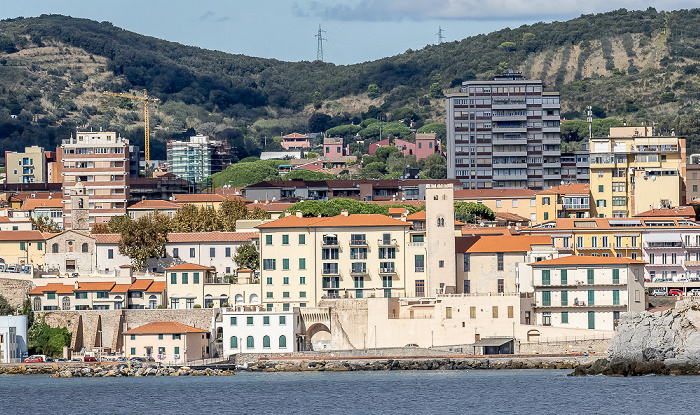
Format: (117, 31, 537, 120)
(2, 1, 700, 65)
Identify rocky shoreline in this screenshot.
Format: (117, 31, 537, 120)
(0, 363, 234, 377)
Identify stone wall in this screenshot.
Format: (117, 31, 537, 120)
(519, 338, 610, 355)
(0, 278, 34, 308)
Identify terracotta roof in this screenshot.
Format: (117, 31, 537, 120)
(129, 279, 154, 291)
(388, 208, 406, 214)
(165, 263, 215, 271)
(406, 211, 426, 220)
(524, 218, 700, 231)
(123, 321, 208, 335)
(282, 133, 309, 139)
(127, 200, 180, 209)
(456, 235, 552, 253)
(42, 232, 61, 239)
(173, 194, 227, 203)
(537, 183, 590, 195)
(0, 217, 31, 223)
(28, 283, 74, 295)
(634, 206, 696, 218)
(75, 282, 116, 291)
(454, 189, 537, 199)
(529, 256, 647, 266)
(461, 227, 515, 236)
(44, 230, 95, 240)
(495, 212, 530, 222)
(0, 230, 45, 241)
(167, 232, 258, 243)
(93, 234, 121, 244)
(145, 281, 166, 293)
(256, 213, 410, 229)
(110, 284, 132, 293)
(20, 198, 64, 210)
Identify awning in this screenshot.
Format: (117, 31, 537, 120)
(473, 337, 514, 347)
(645, 233, 682, 243)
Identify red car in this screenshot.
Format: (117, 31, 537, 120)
(23, 355, 44, 363)
(669, 289, 684, 296)
(83, 356, 97, 362)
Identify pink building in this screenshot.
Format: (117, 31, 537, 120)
(368, 133, 442, 160)
(281, 133, 311, 150)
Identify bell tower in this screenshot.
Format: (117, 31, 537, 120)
(70, 180, 89, 232)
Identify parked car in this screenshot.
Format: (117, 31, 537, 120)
(644, 277, 651, 283)
(70, 358, 81, 362)
(20, 265, 32, 274)
(116, 357, 126, 362)
(23, 355, 45, 363)
(83, 356, 97, 362)
(650, 288, 668, 296)
(44, 356, 54, 362)
(57, 358, 67, 362)
(652, 277, 665, 283)
(690, 289, 700, 295)
(404, 343, 419, 348)
(71, 272, 79, 278)
(669, 289, 684, 296)
(130, 357, 144, 363)
(0, 264, 5, 272)
(7, 265, 17, 273)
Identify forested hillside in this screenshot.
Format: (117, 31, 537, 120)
(3, 8, 700, 160)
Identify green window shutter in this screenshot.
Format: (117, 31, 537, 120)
(542, 270, 550, 285)
(279, 335, 287, 348)
(542, 291, 551, 306)
(299, 258, 306, 269)
(588, 290, 595, 306)
(588, 311, 595, 329)
(265, 235, 272, 245)
(561, 269, 567, 285)
(247, 336, 254, 348)
(587, 269, 594, 284)
(263, 336, 270, 348)
(130, 348, 136, 355)
(230, 336, 237, 348)
(561, 311, 568, 324)
(182, 272, 188, 284)
(613, 290, 620, 305)
(193, 272, 199, 284)
(130, 334, 135, 340)
(20, 242, 25, 250)
(299, 234, 305, 244)
(37, 242, 43, 250)
(174, 347, 180, 355)
(612, 269, 620, 284)
(170, 273, 177, 284)
(282, 235, 289, 245)
(282, 258, 289, 270)
(561, 290, 568, 306)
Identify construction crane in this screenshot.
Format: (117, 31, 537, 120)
(102, 89, 159, 163)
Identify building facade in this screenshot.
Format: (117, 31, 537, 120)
(5, 146, 47, 184)
(446, 71, 561, 190)
(123, 321, 210, 363)
(221, 306, 301, 356)
(0, 316, 28, 363)
(166, 135, 232, 184)
(44, 230, 96, 275)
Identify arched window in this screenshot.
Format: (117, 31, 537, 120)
(279, 335, 287, 348)
(433, 195, 438, 200)
(62, 296, 70, 311)
(249, 293, 259, 304)
(78, 199, 84, 209)
(246, 336, 254, 349)
(235, 294, 244, 304)
(437, 216, 445, 227)
(230, 336, 238, 349)
(33, 297, 41, 311)
(81, 243, 88, 253)
(263, 335, 270, 348)
(52, 243, 58, 253)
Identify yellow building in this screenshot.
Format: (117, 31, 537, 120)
(454, 189, 538, 223)
(589, 126, 686, 217)
(0, 230, 45, 268)
(535, 183, 594, 224)
(123, 321, 210, 363)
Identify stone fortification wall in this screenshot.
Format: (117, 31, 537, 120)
(0, 278, 34, 308)
(519, 339, 610, 355)
(319, 298, 370, 349)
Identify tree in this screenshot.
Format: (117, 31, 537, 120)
(107, 214, 133, 234)
(31, 216, 61, 233)
(429, 74, 443, 98)
(28, 319, 71, 357)
(312, 91, 322, 109)
(209, 159, 283, 188)
(305, 151, 319, 159)
(90, 223, 111, 234)
(218, 199, 248, 232)
(118, 212, 170, 270)
(246, 207, 270, 220)
(283, 170, 335, 181)
(367, 84, 380, 99)
(454, 201, 495, 223)
(420, 153, 447, 179)
(416, 122, 447, 142)
(499, 42, 516, 51)
(308, 113, 332, 133)
(234, 244, 259, 270)
(0, 294, 14, 315)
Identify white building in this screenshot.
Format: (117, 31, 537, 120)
(221, 306, 302, 356)
(0, 315, 28, 363)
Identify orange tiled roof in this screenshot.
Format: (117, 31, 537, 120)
(110, 284, 132, 293)
(127, 200, 180, 209)
(282, 133, 309, 139)
(93, 234, 121, 244)
(530, 255, 647, 266)
(44, 230, 95, 240)
(75, 282, 116, 291)
(537, 183, 590, 195)
(145, 281, 166, 293)
(129, 279, 154, 291)
(165, 263, 215, 271)
(20, 198, 64, 210)
(388, 208, 406, 214)
(524, 217, 700, 231)
(28, 283, 75, 295)
(123, 321, 208, 335)
(454, 189, 537, 199)
(495, 212, 530, 222)
(634, 206, 696, 218)
(461, 227, 515, 236)
(167, 232, 258, 243)
(256, 213, 410, 229)
(0, 230, 45, 241)
(456, 235, 552, 253)
(406, 211, 426, 220)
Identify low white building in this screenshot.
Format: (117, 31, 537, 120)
(0, 315, 28, 363)
(221, 306, 302, 356)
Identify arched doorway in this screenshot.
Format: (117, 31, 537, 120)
(527, 329, 541, 342)
(148, 295, 157, 309)
(33, 297, 41, 311)
(306, 323, 332, 351)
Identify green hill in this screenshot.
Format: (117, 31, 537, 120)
(3, 8, 700, 160)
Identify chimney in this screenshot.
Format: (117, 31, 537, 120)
(285, 211, 292, 217)
(296, 210, 303, 218)
(340, 209, 349, 217)
(74, 280, 79, 290)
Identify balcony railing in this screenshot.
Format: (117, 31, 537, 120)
(379, 267, 396, 274)
(563, 204, 589, 210)
(378, 239, 398, 247)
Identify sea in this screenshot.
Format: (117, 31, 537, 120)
(1, 369, 697, 414)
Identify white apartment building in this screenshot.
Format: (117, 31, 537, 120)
(221, 306, 301, 356)
(0, 316, 28, 363)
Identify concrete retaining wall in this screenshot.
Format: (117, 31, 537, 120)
(518, 338, 610, 355)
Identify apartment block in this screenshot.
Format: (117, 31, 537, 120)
(686, 154, 700, 203)
(529, 256, 645, 331)
(535, 183, 594, 223)
(589, 126, 686, 218)
(446, 71, 562, 190)
(222, 306, 302, 356)
(28, 279, 166, 311)
(60, 131, 130, 228)
(166, 135, 232, 184)
(4, 146, 47, 184)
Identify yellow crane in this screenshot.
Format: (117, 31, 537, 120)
(102, 89, 159, 163)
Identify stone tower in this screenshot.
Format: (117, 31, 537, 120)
(425, 183, 456, 295)
(70, 180, 89, 232)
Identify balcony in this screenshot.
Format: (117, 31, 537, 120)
(322, 239, 339, 248)
(349, 239, 368, 247)
(322, 265, 340, 275)
(407, 242, 425, 248)
(563, 204, 590, 210)
(379, 267, 397, 275)
(378, 239, 398, 247)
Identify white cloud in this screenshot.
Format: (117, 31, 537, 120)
(295, 0, 700, 21)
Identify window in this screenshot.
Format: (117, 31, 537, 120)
(561, 269, 568, 285)
(350, 234, 367, 245)
(382, 276, 393, 288)
(190, 248, 196, 258)
(613, 269, 620, 284)
(283, 276, 289, 285)
(47, 292, 56, 300)
(602, 236, 609, 248)
(193, 272, 200, 284)
(172, 334, 181, 340)
(225, 247, 231, 257)
(300, 276, 306, 285)
(464, 254, 471, 272)
(591, 237, 598, 248)
(299, 258, 306, 269)
(497, 279, 504, 293)
(300, 291, 306, 298)
(512, 200, 518, 208)
(158, 334, 164, 340)
(508, 306, 514, 318)
(130, 347, 136, 355)
(562, 311, 569, 324)
(463, 280, 470, 294)
(230, 317, 237, 326)
(470, 306, 476, 319)
(173, 248, 179, 258)
(492, 306, 498, 318)
(230, 336, 238, 349)
(541, 291, 551, 306)
(263, 316, 270, 325)
(542, 197, 550, 206)
(108, 249, 113, 259)
(266, 235, 272, 245)
(247, 316, 253, 325)
(544, 212, 549, 220)
(415, 255, 425, 272)
(19, 242, 25, 251)
(588, 311, 595, 329)
(497, 253, 504, 271)
(415, 280, 425, 297)
(282, 235, 289, 245)
(279, 335, 287, 348)
(445, 307, 452, 319)
(266, 292, 273, 298)
(577, 236, 584, 248)
(542, 270, 550, 285)
(279, 316, 286, 325)
(181, 272, 188, 284)
(283, 303, 290, 311)
(263, 259, 276, 270)
(283, 292, 290, 298)
(613, 290, 620, 305)
(247, 336, 254, 348)
(299, 234, 305, 244)
(170, 273, 177, 284)
(210, 247, 215, 257)
(438, 260, 444, 268)
(266, 277, 273, 285)
(350, 248, 367, 259)
(282, 258, 290, 270)
(588, 290, 595, 306)
(587, 269, 594, 284)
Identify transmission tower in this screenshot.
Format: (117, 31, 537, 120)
(316, 25, 327, 62)
(436, 26, 445, 44)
